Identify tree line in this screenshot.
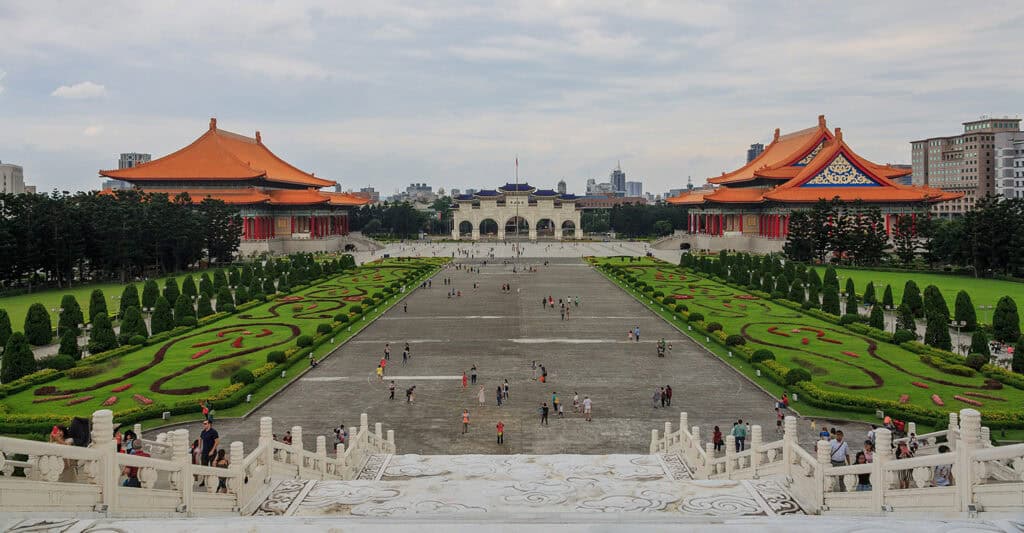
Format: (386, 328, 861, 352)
(0, 190, 242, 291)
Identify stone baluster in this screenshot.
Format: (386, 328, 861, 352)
(701, 442, 713, 479)
(315, 436, 327, 477)
(750, 425, 762, 477)
(360, 413, 369, 434)
(291, 426, 304, 470)
(171, 428, 192, 513)
(725, 435, 735, 477)
(907, 422, 916, 438)
(259, 417, 274, 470)
(980, 426, 991, 447)
(690, 426, 700, 452)
(228, 441, 244, 493)
(387, 430, 395, 452)
(815, 439, 831, 512)
(335, 443, 346, 476)
(375, 422, 383, 448)
(650, 429, 659, 453)
(133, 423, 143, 440)
(783, 415, 797, 481)
(948, 412, 959, 450)
(664, 422, 672, 449)
(91, 409, 119, 513)
(956, 408, 981, 513)
(872, 428, 892, 513)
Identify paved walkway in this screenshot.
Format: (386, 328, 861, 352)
(158, 257, 867, 455)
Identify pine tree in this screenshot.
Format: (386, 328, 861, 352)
(1013, 338, 1024, 373)
(954, 290, 977, 332)
(174, 294, 195, 326)
(58, 295, 84, 335)
(863, 282, 876, 305)
(88, 312, 119, 354)
(807, 269, 822, 290)
(23, 303, 53, 346)
(923, 285, 950, 321)
(845, 290, 859, 316)
(216, 286, 234, 313)
(277, 274, 290, 294)
(234, 286, 250, 305)
(901, 280, 924, 318)
(263, 277, 276, 295)
(896, 303, 917, 332)
(969, 330, 990, 356)
(119, 285, 140, 318)
(822, 286, 841, 315)
(0, 309, 11, 349)
(823, 266, 838, 290)
(807, 284, 820, 309)
(58, 328, 81, 359)
(992, 296, 1021, 343)
(1, 332, 36, 383)
(213, 269, 228, 291)
(882, 284, 894, 308)
(844, 277, 856, 299)
(89, 289, 108, 323)
(199, 274, 214, 296)
(788, 280, 805, 303)
(181, 275, 198, 299)
(197, 294, 214, 318)
(163, 278, 180, 306)
(118, 306, 148, 344)
(141, 280, 160, 309)
(228, 267, 241, 287)
(151, 296, 174, 335)
(869, 304, 885, 330)
(240, 266, 253, 287)
(924, 313, 952, 351)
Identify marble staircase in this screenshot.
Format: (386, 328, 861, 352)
(251, 453, 805, 518)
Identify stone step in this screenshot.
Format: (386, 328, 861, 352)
(254, 454, 804, 518)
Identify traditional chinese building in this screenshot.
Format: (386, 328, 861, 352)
(666, 116, 961, 252)
(450, 183, 581, 240)
(100, 118, 369, 255)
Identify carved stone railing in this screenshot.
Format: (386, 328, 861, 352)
(0, 408, 395, 517)
(652, 408, 1023, 516)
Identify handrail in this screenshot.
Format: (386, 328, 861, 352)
(972, 442, 1024, 462)
(881, 453, 955, 470)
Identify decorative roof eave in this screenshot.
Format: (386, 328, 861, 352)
(708, 115, 833, 185)
(498, 183, 535, 192)
(778, 128, 901, 190)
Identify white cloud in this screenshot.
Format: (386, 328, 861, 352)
(218, 53, 331, 81)
(0, 70, 5, 94)
(51, 81, 107, 99)
(83, 125, 104, 136)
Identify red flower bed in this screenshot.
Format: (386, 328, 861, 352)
(32, 394, 74, 403)
(112, 384, 132, 393)
(911, 382, 930, 389)
(931, 394, 944, 406)
(953, 395, 982, 407)
(899, 394, 909, 404)
(279, 296, 303, 302)
(307, 303, 318, 309)
(963, 392, 1006, 401)
(800, 327, 825, 337)
(801, 338, 809, 345)
(841, 351, 859, 358)
(191, 349, 212, 360)
(216, 328, 247, 338)
(343, 295, 365, 301)
(232, 337, 243, 348)
(101, 396, 118, 406)
(722, 303, 733, 308)
(133, 394, 154, 405)
(674, 294, 693, 300)
(819, 338, 842, 345)
(767, 327, 791, 337)
(734, 295, 759, 300)
(255, 328, 273, 337)
(67, 395, 94, 406)
(34, 386, 58, 396)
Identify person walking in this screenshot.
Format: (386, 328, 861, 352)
(389, 381, 396, 400)
(199, 419, 220, 468)
(503, 379, 510, 400)
(402, 348, 408, 365)
(572, 392, 580, 414)
(376, 364, 384, 381)
(403, 302, 408, 313)
(462, 371, 468, 389)
(713, 426, 724, 453)
(496, 385, 503, 406)
(829, 430, 851, 491)
(540, 403, 549, 425)
(470, 365, 477, 385)
(540, 365, 547, 383)
(496, 421, 505, 444)
(384, 343, 391, 361)
(660, 387, 666, 408)
(665, 385, 673, 407)
(732, 420, 746, 452)
(478, 385, 486, 405)
(651, 388, 661, 408)
(462, 410, 470, 434)
(583, 396, 592, 421)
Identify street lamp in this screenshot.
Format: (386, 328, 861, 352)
(885, 305, 894, 333)
(950, 320, 966, 355)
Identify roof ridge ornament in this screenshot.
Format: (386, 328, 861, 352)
(773, 128, 780, 141)
(209, 117, 217, 131)
(818, 115, 826, 128)
(835, 127, 843, 143)
(255, 131, 262, 144)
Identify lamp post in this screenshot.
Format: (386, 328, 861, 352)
(950, 320, 966, 355)
(885, 304, 894, 333)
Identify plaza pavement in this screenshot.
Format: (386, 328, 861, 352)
(161, 250, 868, 456)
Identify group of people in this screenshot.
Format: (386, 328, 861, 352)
(538, 391, 593, 424)
(651, 385, 673, 408)
(823, 425, 953, 492)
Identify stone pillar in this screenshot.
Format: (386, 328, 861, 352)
(783, 415, 797, 480)
(956, 408, 981, 513)
(172, 428, 192, 513)
(725, 435, 736, 476)
(907, 422, 917, 437)
(259, 417, 274, 471)
(529, 226, 537, 241)
(134, 423, 143, 439)
(316, 436, 327, 477)
(980, 426, 991, 447)
(291, 425, 304, 468)
(91, 409, 119, 512)
(679, 413, 689, 438)
(574, 224, 581, 240)
(229, 441, 244, 493)
(497, 227, 506, 240)
(451, 224, 459, 239)
(650, 429, 659, 453)
(691, 426, 700, 451)
(815, 439, 831, 500)
(664, 422, 673, 449)
(375, 422, 383, 441)
(948, 412, 959, 450)
(750, 425, 762, 476)
(872, 428, 892, 512)
(387, 429, 395, 452)
(360, 413, 369, 434)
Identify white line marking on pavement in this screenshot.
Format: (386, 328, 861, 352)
(510, 338, 660, 344)
(301, 377, 352, 382)
(381, 375, 462, 380)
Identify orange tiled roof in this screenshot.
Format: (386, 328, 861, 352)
(98, 187, 271, 205)
(266, 188, 332, 205)
(702, 187, 768, 204)
(708, 115, 833, 185)
(665, 189, 714, 205)
(100, 118, 336, 189)
(323, 191, 371, 206)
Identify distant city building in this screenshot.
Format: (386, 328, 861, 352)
(450, 188, 460, 198)
(995, 132, 1024, 199)
(119, 152, 151, 169)
(396, 182, 436, 203)
(747, 143, 765, 163)
(24, 185, 36, 194)
(625, 181, 643, 197)
(575, 194, 647, 210)
(359, 186, 380, 203)
(0, 161, 26, 194)
(911, 117, 1021, 216)
(557, 180, 567, 195)
(610, 163, 626, 194)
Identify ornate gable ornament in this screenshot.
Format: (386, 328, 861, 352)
(801, 153, 879, 187)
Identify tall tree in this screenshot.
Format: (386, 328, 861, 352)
(896, 303, 917, 333)
(783, 211, 816, 262)
(954, 291, 977, 331)
(992, 296, 1021, 343)
(901, 280, 924, 318)
(213, 269, 228, 291)
(150, 296, 174, 335)
(923, 285, 950, 321)
(174, 294, 196, 326)
(197, 295, 214, 318)
(163, 278, 180, 306)
(141, 280, 160, 309)
(0, 309, 11, 349)
(58, 328, 81, 359)
(1, 332, 35, 383)
(181, 275, 198, 299)
(89, 289, 108, 322)
(119, 284, 140, 318)
(845, 290, 860, 316)
(821, 286, 841, 315)
(58, 294, 84, 335)
(23, 303, 53, 346)
(969, 330, 990, 357)
(863, 281, 876, 305)
(216, 286, 235, 313)
(893, 215, 917, 265)
(869, 304, 885, 330)
(882, 284, 895, 308)
(88, 312, 119, 354)
(823, 266, 838, 290)
(118, 306, 148, 343)
(924, 313, 952, 351)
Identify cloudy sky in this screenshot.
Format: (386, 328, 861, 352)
(1, 1, 1022, 197)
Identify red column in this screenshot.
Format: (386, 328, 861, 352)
(738, 213, 743, 233)
(783, 215, 789, 237)
(911, 213, 917, 236)
(290, 216, 295, 234)
(719, 214, 724, 236)
(255, 217, 260, 240)
(884, 214, 890, 236)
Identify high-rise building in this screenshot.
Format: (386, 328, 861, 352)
(625, 181, 643, 197)
(610, 163, 626, 194)
(911, 117, 1021, 216)
(557, 180, 567, 195)
(747, 143, 765, 163)
(0, 161, 26, 194)
(119, 152, 151, 169)
(995, 132, 1024, 200)
(359, 186, 380, 203)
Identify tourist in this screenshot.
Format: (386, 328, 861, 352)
(540, 403, 549, 425)
(309, 355, 319, 367)
(575, 296, 579, 308)
(540, 365, 547, 383)
(403, 302, 408, 313)
(713, 426, 724, 453)
(634, 325, 640, 342)
(503, 380, 510, 400)
(572, 392, 580, 414)
(405, 386, 415, 403)
(862, 440, 874, 463)
(895, 441, 914, 489)
(496, 385, 503, 406)
(470, 365, 478, 385)
(909, 432, 919, 454)
(776, 408, 784, 435)
(191, 439, 202, 465)
(829, 430, 850, 491)
(462, 371, 468, 389)
(282, 431, 293, 445)
(557, 401, 565, 418)
(854, 452, 871, 491)
(665, 385, 673, 407)
(462, 410, 470, 434)
(732, 420, 746, 452)
(405, 342, 411, 358)
(215, 449, 230, 493)
(478, 385, 486, 405)
(560, 308, 565, 320)
(402, 348, 408, 365)
(628, 329, 634, 341)
(651, 388, 661, 408)
(496, 420, 505, 444)
(377, 364, 384, 381)
(389, 381, 396, 400)
(200, 400, 211, 422)
(583, 396, 592, 421)
(384, 343, 391, 361)
(867, 424, 877, 446)
(931, 445, 954, 486)
(781, 393, 789, 410)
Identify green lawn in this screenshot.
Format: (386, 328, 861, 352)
(813, 267, 1024, 327)
(593, 257, 1024, 420)
(3, 257, 445, 419)
(0, 268, 222, 333)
